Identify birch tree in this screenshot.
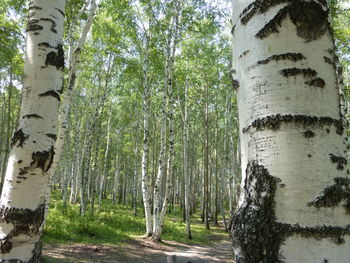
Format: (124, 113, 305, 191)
(151, 0, 181, 241)
(48, 0, 97, 185)
(231, 0, 350, 262)
(0, 0, 66, 262)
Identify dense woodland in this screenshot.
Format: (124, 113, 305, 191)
(0, 0, 350, 262)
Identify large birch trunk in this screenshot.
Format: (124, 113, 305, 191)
(231, 1, 349, 262)
(0, 1, 66, 262)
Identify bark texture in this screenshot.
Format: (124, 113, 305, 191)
(231, 0, 349, 262)
(0, 1, 66, 262)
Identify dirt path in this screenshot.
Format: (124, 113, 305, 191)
(43, 234, 233, 263)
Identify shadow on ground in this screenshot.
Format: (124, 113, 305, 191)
(43, 235, 234, 263)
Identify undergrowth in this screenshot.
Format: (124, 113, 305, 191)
(43, 191, 228, 246)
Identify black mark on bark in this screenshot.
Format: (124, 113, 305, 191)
(68, 73, 77, 91)
(308, 177, 350, 212)
(289, 1, 327, 41)
(28, 5, 42, 11)
(232, 79, 240, 90)
(30, 240, 43, 263)
(55, 8, 65, 17)
(18, 167, 29, 176)
(40, 17, 57, 33)
(329, 154, 347, 171)
(252, 1, 327, 41)
(0, 203, 45, 254)
(280, 68, 317, 78)
(243, 114, 344, 135)
(232, 161, 350, 263)
(0, 239, 12, 254)
(239, 0, 290, 25)
(23, 114, 43, 119)
(256, 5, 290, 39)
(257, 53, 306, 65)
(38, 42, 55, 49)
(230, 68, 239, 89)
(305, 78, 326, 88)
(231, 24, 236, 35)
(31, 146, 54, 172)
(11, 129, 29, 148)
(26, 19, 43, 32)
(303, 130, 315, 138)
(45, 44, 64, 70)
(324, 56, 334, 65)
(39, 90, 61, 101)
(46, 134, 57, 140)
(239, 50, 250, 59)
(232, 161, 282, 263)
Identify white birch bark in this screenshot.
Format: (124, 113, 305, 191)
(112, 157, 120, 204)
(47, 0, 97, 186)
(132, 145, 138, 216)
(183, 75, 192, 239)
(42, 0, 96, 220)
(232, 1, 349, 262)
(153, 74, 168, 233)
(98, 113, 111, 210)
(152, 17, 179, 241)
(0, 1, 66, 261)
(140, 44, 153, 236)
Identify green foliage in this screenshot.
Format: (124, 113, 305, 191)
(44, 191, 145, 244)
(44, 191, 227, 246)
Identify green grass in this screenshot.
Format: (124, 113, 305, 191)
(43, 191, 229, 246)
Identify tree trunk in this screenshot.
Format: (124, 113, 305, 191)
(204, 85, 210, 230)
(183, 78, 192, 239)
(0, 70, 13, 195)
(151, 4, 180, 240)
(47, 0, 97, 189)
(153, 79, 167, 234)
(98, 113, 111, 211)
(231, 1, 349, 262)
(0, 1, 66, 261)
(141, 42, 153, 236)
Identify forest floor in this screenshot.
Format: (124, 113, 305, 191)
(43, 193, 234, 262)
(43, 227, 233, 263)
